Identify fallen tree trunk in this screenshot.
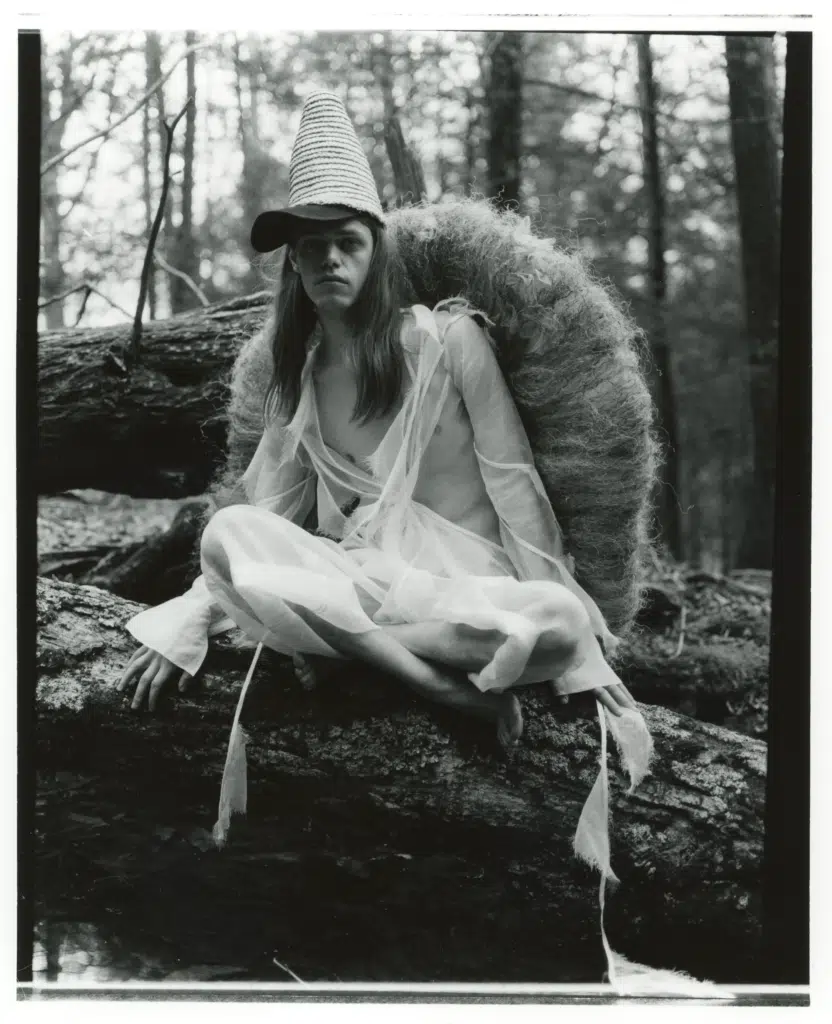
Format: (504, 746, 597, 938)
(35, 576, 766, 982)
(39, 502, 770, 736)
(37, 292, 271, 497)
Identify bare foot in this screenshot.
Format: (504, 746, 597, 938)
(291, 653, 340, 690)
(493, 691, 524, 749)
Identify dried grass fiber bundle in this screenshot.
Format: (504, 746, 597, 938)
(210, 197, 658, 636)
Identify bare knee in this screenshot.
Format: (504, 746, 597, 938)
(539, 588, 592, 655)
(200, 504, 252, 575)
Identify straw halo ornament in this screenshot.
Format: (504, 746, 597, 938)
(250, 90, 385, 254)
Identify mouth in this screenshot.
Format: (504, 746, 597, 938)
(317, 276, 348, 286)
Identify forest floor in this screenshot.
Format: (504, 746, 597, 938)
(38, 490, 184, 569)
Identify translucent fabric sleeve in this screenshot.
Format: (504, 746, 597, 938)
(240, 420, 317, 523)
(126, 422, 317, 676)
(441, 312, 619, 652)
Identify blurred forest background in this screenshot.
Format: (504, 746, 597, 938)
(38, 30, 786, 574)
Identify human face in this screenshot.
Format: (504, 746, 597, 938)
(290, 219, 375, 314)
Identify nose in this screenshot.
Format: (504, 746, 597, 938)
(321, 241, 341, 268)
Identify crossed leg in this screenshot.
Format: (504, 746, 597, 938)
(290, 605, 523, 747)
(201, 507, 630, 743)
(290, 587, 634, 741)
(382, 589, 636, 717)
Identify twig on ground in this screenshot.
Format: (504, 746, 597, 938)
(129, 96, 194, 368)
(40, 43, 207, 176)
(153, 252, 209, 306)
(271, 956, 306, 984)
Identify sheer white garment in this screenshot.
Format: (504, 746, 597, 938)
(123, 302, 719, 994)
(127, 300, 617, 693)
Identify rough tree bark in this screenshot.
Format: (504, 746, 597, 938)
(36, 576, 765, 980)
(37, 292, 271, 497)
(725, 36, 781, 570)
(635, 33, 682, 562)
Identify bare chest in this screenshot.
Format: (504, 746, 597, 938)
(313, 367, 402, 466)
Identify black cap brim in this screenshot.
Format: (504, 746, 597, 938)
(250, 204, 360, 253)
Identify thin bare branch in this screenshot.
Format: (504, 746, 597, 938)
(153, 252, 209, 307)
(56, 143, 105, 222)
(524, 75, 774, 126)
(87, 286, 133, 320)
(38, 282, 133, 321)
(74, 286, 92, 326)
(40, 42, 208, 177)
(38, 284, 83, 311)
(129, 97, 194, 366)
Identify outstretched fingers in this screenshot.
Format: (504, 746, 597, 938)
(130, 661, 157, 710)
(593, 686, 623, 716)
(147, 664, 176, 711)
(608, 682, 638, 710)
(118, 648, 152, 692)
(593, 682, 639, 717)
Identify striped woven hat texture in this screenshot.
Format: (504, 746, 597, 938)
(289, 91, 384, 223)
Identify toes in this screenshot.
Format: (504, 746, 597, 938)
(292, 655, 317, 690)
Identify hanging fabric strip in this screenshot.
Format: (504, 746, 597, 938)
(577, 701, 726, 998)
(212, 640, 264, 848)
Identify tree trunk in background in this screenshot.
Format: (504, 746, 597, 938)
(635, 34, 682, 562)
(145, 32, 168, 318)
(725, 36, 781, 569)
(233, 36, 266, 295)
(486, 31, 524, 209)
(463, 85, 480, 194)
(375, 36, 426, 204)
(436, 106, 450, 195)
(141, 38, 157, 321)
(383, 117, 427, 205)
(40, 41, 74, 330)
(169, 32, 198, 314)
(689, 473, 703, 568)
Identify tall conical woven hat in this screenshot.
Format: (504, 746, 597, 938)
(251, 91, 385, 253)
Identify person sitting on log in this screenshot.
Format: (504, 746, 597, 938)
(119, 90, 639, 751)
(115, 92, 717, 993)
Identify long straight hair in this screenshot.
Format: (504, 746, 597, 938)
(263, 217, 407, 427)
